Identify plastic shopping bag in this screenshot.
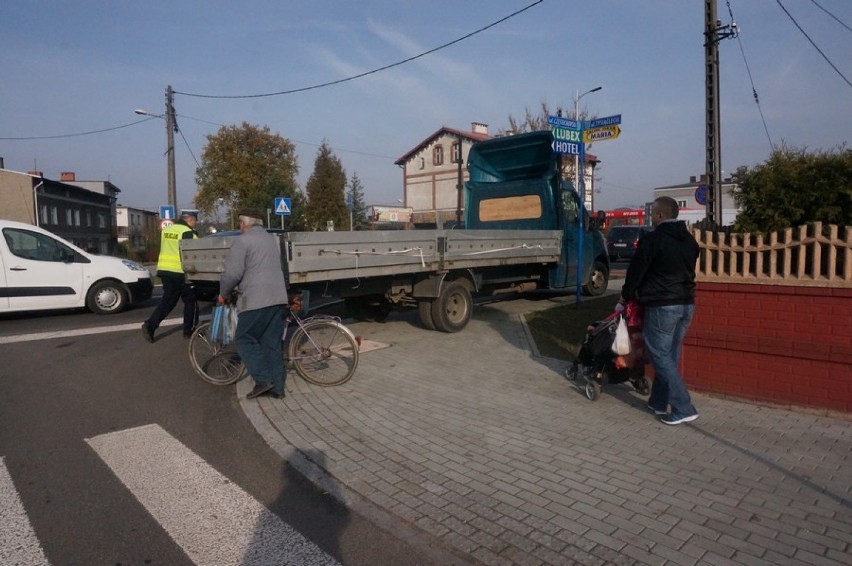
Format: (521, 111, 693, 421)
(611, 314, 631, 356)
(210, 303, 238, 345)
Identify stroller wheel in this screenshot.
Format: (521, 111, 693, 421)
(566, 362, 579, 381)
(584, 379, 601, 401)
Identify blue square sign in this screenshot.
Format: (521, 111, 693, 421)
(159, 205, 175, 220)
(274, 197, 291, 216)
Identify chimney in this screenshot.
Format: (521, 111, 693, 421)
(689, 175, 696, 183)
(61, 171, 76, 182)
(471, 122, 488, 135)
(700, 174, 708, 182)
(28, 170, 44, 177)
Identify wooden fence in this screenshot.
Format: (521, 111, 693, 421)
(691, 222, 852, 287)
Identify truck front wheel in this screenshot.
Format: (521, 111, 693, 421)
(86, 280, 129, 314)
(582, 260, 609, 297)
(430, 281, 472, 333)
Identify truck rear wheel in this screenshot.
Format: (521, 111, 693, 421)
(430, 281, 472, 333)
(582, 260, 609, 297)
(418, 299, 436, 330)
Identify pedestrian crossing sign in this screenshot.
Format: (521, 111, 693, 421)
(274, 197, 291, 215)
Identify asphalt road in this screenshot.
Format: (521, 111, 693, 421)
(0, 294, 430, 565)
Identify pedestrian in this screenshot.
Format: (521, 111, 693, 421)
(142, 210, 199, 342)
(620, 196, 700, 425)
(219, 210, 288, 400)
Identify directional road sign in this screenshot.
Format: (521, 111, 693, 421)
(274, 197, 291, 215)
(159, 205, 175, 220)
(583, 125, 621, 143)
(588, 114, 621, 129)
(551, 140, 581, 155)
(547, 115, 580, 130)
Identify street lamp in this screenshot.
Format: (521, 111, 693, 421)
(134, 85, 177, 210)
(574, 86, 602, 206)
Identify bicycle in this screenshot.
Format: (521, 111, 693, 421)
(187, 302, 360, 388)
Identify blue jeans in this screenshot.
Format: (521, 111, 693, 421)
(643, 304, 697, 417)
(235, 305, 285, 395)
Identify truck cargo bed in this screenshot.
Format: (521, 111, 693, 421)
(180, 229, 562, 284)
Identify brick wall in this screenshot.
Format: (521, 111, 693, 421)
(682, 282, 852, 413)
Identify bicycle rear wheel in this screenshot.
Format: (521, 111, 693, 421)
(288, 319, 359, 386)
(188, 321, 247, 385)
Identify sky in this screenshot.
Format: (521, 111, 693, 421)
(1, 0, 850, 215)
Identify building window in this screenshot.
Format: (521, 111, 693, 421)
(65, 208, 73, 225)
(40, 205, 48, 224)
(452, 142, 461, 164)
(86, 211, 92, 227)
(433, 145, 444, 166)
(678, 200, 687, 208)
(50, 206, 59, 225)
(74, 210, 81, 226)
(419, 157, 425, 170)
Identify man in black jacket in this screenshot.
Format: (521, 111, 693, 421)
(621, 197, 700, 425)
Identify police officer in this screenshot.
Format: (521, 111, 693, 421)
(142, 210, 199, 342)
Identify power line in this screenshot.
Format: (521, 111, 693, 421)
(174, 0, 545, 99)
(809, 0, 852, 33)
(178, 113, 396, 160)
(775, 0, 852, 88)
(0, 117, 157, 140)
(726, 0, 774, 152)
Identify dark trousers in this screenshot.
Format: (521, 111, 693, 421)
(235, 305, 285, 395)
(146, 272, 197, 335)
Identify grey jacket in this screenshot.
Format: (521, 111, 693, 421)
(219, 226, 288, 312)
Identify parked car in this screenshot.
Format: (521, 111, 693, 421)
(0, 219, 153, 315)
(606, 225, 653, 262)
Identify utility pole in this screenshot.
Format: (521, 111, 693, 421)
(165, 85, 178, 210)
(704, 0, 737, 226)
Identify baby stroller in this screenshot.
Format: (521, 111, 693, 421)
(566, 305, 650, 401)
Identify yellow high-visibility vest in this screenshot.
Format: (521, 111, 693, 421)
(156, 223, 196, 273)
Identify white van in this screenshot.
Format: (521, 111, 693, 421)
(0, 219, 153, 315)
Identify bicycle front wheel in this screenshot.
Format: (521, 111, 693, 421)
(288, 319, 359, 386)
(188, 321, 247, 385)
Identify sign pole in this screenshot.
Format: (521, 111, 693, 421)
(576, 139, 585, 307)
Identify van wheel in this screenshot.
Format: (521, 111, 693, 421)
(430, 281, 472, 333)
(87, 280, 129, 315)
(583, 260, 609, 296)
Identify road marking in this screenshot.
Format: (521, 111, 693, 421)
(0, 315, 213, 345)
(86, 424, 337, 566)
(0, 457, 51, 566)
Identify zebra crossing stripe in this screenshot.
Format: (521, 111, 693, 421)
(86, 424, 338, 566)
(0, 457, 51, 565)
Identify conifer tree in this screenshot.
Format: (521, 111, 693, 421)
(347, 173, 370, 230)
(304, 141, 348, 231)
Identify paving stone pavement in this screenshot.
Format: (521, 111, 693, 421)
(240, 295, 852, 565)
